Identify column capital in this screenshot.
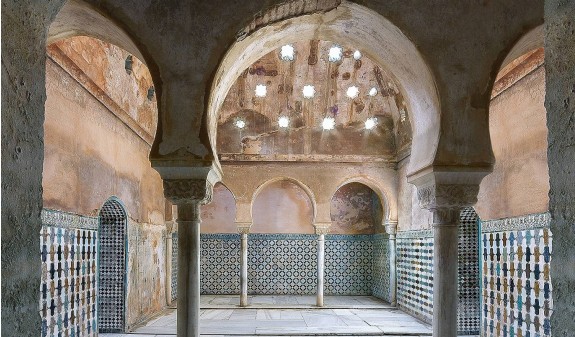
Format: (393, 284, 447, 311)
(408, 168, 488, 211)
(384, 220, 398, 236)
(163, 179, 213, 205)
(236, 222, 252, 235)
(314, 222, 331, 235)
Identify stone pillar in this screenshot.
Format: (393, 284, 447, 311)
(237, 223, 251, 307)
(165, 220, 176, 305)
(163, 179, 213, 337)
(314, 223, 331, 307)
(385, 220, 398, 306)
(410, 173, 484, 337)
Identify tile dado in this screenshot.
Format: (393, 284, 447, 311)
(201, 234, 241, 294)
(481, 213, 552, 337)
(396, 208, 480, 335)
(248, 234, 317, 295)
(325, 235, 373, 295)
(40, 209, 98, 337)
(372, 233, 390, 302)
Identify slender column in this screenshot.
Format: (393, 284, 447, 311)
(177, 203, 202, 337)
(385, 220, 398, 306)
(431, 209, 460, 337)
(314, 223, 330, 307)
(237, 223, 251, 307)
(162, 178, 213, 337)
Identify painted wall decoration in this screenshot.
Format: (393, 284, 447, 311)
(98, 199, 127, 333)
(330, 182, 382, 235)
(200, 234, 241, 294)
(481, 213, 552, 337)
(372, 233, 390, 301)
(40, 209, 98, 337)
(324, 235, 373, 295)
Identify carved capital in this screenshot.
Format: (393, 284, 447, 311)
(236, 222, 252, 235)
(384, 220, 398, 235)
(163, 179, 213, 205)
(314, 222, 331, 235)
(416, 183, 479, 210)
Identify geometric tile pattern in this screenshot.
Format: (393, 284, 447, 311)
(396, 233, 434, 323)
(481, 225, 553, 337)
(200, 234, 241, 294)
(372, 233, 390, 302)
(248, 234, 317, 295)
(458, 207, 480, 335)
(98, 199, 127, 333)
(396, 209, 482, 329)
(324, 235, 373, 295)
(171, 232, 178, 301)
(40, 214, 98, 337)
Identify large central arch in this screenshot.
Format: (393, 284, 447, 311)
(208, 0, 440, 175)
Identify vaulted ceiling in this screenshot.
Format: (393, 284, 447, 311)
(216, 40, 412, 162)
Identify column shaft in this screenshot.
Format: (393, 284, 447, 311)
(177, 203, 201, 337)
(240, 233, 248, 307)
(316, 233, 325, 307)
(432, 209, 459, 337)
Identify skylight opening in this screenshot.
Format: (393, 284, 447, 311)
(235, 119, 246, 129)
(346, 86, 359, 99)
(353, 50, 362, 60)
(302, 85, 315, 99)
(328, 45, 343, 62)
(280, 44, 295, 61)
(322, 117, 336, 130)
(365, 117, 378, 130)
(255, 84, 267, 97)
(278, 116, 290, 128)
(368, 87, 378, 96)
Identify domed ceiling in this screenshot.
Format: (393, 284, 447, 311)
(216, 40, 412, 162)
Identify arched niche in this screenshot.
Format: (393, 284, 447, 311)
(98, 197, 128, 333)
(251, 178, 315, 234)
(208, 0, 440, 176)
(200, 182, 237, 233)
(476, 25, 549, 221)
(330, 182, 383, 234)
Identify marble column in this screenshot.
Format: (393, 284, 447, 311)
(431, 208, 460, 337)
(385, 220, 398, 306)
(163, 179, 213, 337)
(237, 223, 251, 307)
(314, 223, 331, 307)
(411, 178, 482, 337)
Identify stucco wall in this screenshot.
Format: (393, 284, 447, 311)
(42, 37, 168, 330)
(397, 159, 432, 232)
(476, 65, 549, 221)
(200, 183, 236, 233)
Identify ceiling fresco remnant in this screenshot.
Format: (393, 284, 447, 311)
(217, 40, 412, 162)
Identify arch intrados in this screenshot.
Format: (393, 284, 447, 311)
(251, 177, 317, 222)
(208, 0, 440, 176)
(332, 178, 391, 225)
(49, 0, 144, 62)
(498, 25, 543, 73)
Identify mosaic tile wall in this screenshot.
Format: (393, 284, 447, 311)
(397, 230, 434, 322)
(98, 199, 127, 333)
(171, 232, 178, 301)
(396, 207, 480, 334)
(201, 234, 241, 294)
(248, 234, 318, 295)
(324, 235, 373, 295)
(481, 213, 552, 337)
(459, 207, 481, 335)
(371, 233, 390, 302)
(40, 209, 98, 337)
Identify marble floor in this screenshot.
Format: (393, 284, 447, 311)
(103, 295, 433, 337)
